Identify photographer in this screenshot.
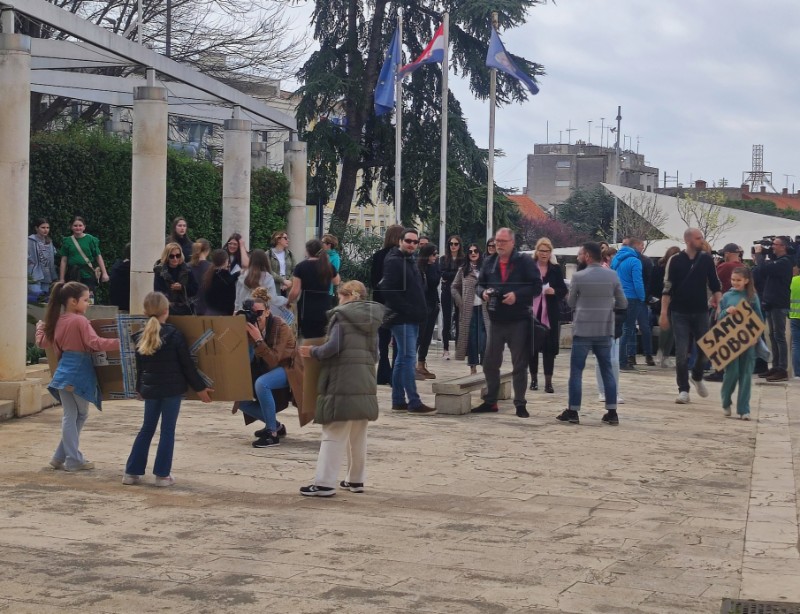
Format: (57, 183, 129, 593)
(235, 287, 304, 448)
(753, 236, 794, 382)
(473, 228, 542, 417)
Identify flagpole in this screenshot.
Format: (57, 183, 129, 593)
(394, 9, 403, 224)
(438, 12, 449, 252)
(486, 13, 498, 242)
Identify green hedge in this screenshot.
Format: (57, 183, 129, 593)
(29, 126, 291, 271)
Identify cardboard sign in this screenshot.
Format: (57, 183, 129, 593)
(47, 315, 253, 402)
(698, 299, 765, 371)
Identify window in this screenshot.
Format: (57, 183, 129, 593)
(555, 160, 571, 169)
(555, 180, 571, 188)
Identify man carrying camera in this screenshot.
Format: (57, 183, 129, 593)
(753, 236, 794, 382)
(473, 228, 542, 417)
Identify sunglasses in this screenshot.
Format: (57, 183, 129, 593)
(252, 309, 266, 316)
(168, 253, 181, 260)
(487, 244, 496, 248)
(403, 238, 419, 244)
(449, 242, 460, 246)
(468, 249, 480, 254)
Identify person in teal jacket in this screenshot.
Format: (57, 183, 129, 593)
(718, 266, 763, 420)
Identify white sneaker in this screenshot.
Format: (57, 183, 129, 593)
(690, 377, 708, 398)
(675, 391, 690, 404)
(442, 351, 450, 360)
(723, 406, 732, 417)
(154, 475, 175, 487)
(617, 396, 625, 405)
(122, 474, 142, 485)
(598, 393, 606, 402)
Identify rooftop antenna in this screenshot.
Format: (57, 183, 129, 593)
(742, 145, 777, 192)
(636, 135, 641, 154)
(783, 174, 795, 190)
(587, 120, 592, 144)
(598, 117, 605, 148)
(566, 120, 576, 145)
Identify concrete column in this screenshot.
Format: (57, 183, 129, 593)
(221, 118, 252, 247)
(284, 140, 308, 245)
(0, 30, 32, 382)
(130, 85, 168, 315)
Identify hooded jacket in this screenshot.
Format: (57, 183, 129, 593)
(611, 246, 645, 301)
(311, 300, 386, 424)
(378, 247, 427, 324)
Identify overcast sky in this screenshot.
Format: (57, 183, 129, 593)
(285, 0, 800, 194)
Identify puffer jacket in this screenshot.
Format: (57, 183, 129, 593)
(312, 301, 386, 424)
(611, 246, 645, 301)
(133, 323, 206, 399)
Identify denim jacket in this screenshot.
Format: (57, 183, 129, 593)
(48, 351, 103, 411)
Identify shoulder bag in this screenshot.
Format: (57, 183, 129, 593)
(71, 236, 101, 281)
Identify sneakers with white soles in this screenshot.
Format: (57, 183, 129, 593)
(675, 391, 690, 404)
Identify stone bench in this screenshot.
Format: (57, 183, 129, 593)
(432, 370, 513, 415)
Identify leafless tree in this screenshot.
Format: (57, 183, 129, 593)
(21, 0, 308, 131)
(616, 192, 668, 252)
(676, 190, 736, 247)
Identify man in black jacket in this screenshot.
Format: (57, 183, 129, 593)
(473, 228, 543, 417)
(754, 236, 794, 382)
(379, 228, 435, 414)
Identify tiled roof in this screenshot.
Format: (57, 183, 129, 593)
(743, 193, 800, 211)
(507, 194, 548, 221)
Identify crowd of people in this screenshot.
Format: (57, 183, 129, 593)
(32, 213, 800, 497)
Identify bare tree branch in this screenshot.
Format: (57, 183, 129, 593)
(676, 190, 736, 246)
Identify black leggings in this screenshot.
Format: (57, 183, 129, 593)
(529, 352, 555, 379)
(441, 286, 458, 351)
(418, 306, 440, 362)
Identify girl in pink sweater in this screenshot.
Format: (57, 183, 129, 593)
(36, 282, 119, 472)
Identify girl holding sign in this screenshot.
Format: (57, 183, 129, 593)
(718, 267, 763, 420)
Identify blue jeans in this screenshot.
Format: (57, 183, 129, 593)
(390, 323, 421, 408)
(239, 367, 288, 434)
(791, 318, 800, 377)
(671, 311, 709, 392)
(125, 395, 182, 478)
(636, 301, 653, 355)
(570, 336, 616, 412)
(620, 298, 643, 361)
(467, 306, 486, 366)
(596, 337, 620, 397)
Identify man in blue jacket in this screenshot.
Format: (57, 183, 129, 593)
(379, 228, 435, 413)
(612, 238, 646, 370)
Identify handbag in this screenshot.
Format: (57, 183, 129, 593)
(71, 236, 101, 281)
(531, 315, 550, 354)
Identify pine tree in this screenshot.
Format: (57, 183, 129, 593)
(296, 0, 546, 237)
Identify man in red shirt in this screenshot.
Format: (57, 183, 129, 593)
(716, 243, 743, 293)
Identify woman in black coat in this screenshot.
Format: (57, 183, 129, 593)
(416, 244, 441, 380)
(202, 249, 240, 315)
(529, 238, 568, 393)
(153, 243, 198, 315)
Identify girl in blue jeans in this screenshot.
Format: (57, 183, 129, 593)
(123, 292, 213, 487)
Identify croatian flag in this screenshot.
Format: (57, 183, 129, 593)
(486, 27, 539, 96)
(399, 24, 445, 76)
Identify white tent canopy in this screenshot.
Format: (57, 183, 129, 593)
(553, 183, 800, 258)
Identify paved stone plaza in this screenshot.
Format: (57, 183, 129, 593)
(1, 350, 799, 613)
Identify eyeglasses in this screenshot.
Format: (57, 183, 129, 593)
(168, 253, 181, 260)
(468, 249, 480, 254)
(494, 239, 511, 244)
(403, 238, 419, 244)
(449, 242, 460, 246)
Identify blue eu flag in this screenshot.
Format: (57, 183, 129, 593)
(486, 27, 539, 96)
(375, 28, 401, 116)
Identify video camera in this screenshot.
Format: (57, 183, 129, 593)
(235, 299, 261, 325)
(751, 235, 799, 259)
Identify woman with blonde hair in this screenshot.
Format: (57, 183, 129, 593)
(529, 237, 568, 393)
(298, 280, 385, 496)
(153, 242, 197, 315)
(123, 292, 213, 487)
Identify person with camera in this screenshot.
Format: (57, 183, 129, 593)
(659, 228, 722, 404)
(753, 236, 794, 382)
(473, 228, 542, 418)
(379, 228, 435, 414)
(236, 287, 304, 448)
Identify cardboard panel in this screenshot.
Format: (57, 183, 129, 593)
(698, 299, 765, 371)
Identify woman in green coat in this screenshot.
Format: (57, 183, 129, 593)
(297, 280, 385, 497)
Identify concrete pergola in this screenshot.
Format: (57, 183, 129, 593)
(0, 0, 308, 415)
